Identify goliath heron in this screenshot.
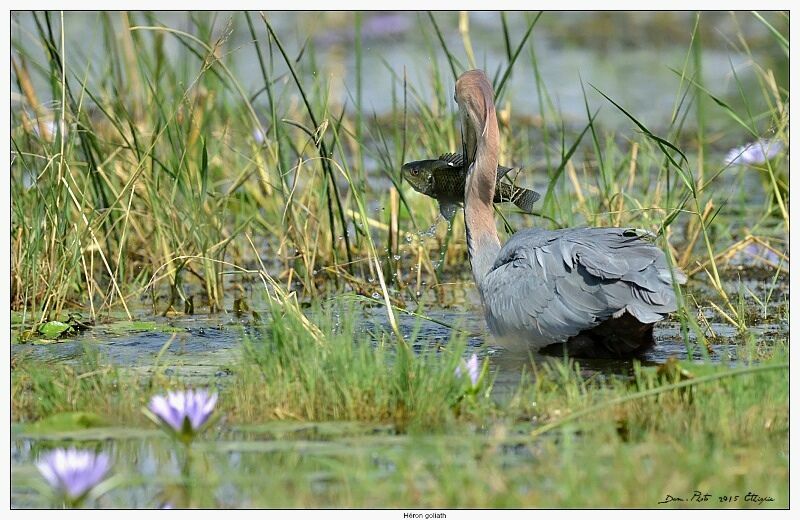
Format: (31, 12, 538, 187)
(455, 70, 685, 357)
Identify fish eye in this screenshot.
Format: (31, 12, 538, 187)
(411, 168, 419, 174)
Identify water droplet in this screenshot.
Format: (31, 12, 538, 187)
(393, 255, 401, 261)
(405, 234, 413, 243)
(372, 292, 381, 299)
(368, 277, 375, 283)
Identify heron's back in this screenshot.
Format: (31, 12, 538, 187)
(479, 227, 685, 353)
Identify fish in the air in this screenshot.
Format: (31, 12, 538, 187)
(401, 153, 541, 221)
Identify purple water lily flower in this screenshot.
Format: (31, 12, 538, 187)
(725, 139, 783, 166)
(148, 389, 218, 442)
(36, 448, 111, 504)
(455, 354, 482, 386)
(252, 127, 266, 144)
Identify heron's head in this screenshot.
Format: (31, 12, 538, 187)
(454, 70, 496, 170)
(455, 70, 495, 137)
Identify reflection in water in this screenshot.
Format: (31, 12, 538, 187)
(14, 419, 544, 507)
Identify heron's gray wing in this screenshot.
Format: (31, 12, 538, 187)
(482, 228, 685, 343)
(480, 257, 555, 340)
(554, 227, 686, 319)
(483, 233, 615, 342)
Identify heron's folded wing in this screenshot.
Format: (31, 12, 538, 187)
(557, 227, 685, 321)
(483, 240, 611, 341)
(484, 228, 684, 342)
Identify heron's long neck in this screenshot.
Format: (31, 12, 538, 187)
(464, 114, 502, 290)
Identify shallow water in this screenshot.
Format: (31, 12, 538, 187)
(11, 419, 546, 508)
(11, 266, 788, 380)
(10, 265, 788, 507)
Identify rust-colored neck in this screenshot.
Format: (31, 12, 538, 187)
(457, 71, 501, 290)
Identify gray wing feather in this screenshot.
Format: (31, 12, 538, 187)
(481, 227, 684, 345)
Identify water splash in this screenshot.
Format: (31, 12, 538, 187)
(418, 221, 439, 238)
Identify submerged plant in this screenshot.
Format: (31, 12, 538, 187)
(36, 448, 111, 508)
(145, 389, 218, 445)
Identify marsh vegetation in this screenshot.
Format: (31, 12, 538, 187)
(11, 11, 788, 508)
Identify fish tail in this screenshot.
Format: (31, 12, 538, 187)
(510, 187, 541, 213)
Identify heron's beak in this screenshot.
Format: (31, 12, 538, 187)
(461, 123, 469, 171)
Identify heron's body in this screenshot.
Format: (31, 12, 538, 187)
(455, 70, 685, 357)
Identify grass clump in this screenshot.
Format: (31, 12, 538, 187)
(228, 298, 485, 431)
(12, 348, 143, 425)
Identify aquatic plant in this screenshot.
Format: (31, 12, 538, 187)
(11, 326, 788, 507)
(36, 448, 111, 507)
(143, 388, 218, 507)
(146, 389, 218, 444)
(724, 138, 783, 166)
(455, 353, 481, 387)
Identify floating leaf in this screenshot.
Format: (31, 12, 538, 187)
(102, 321, 184, 334)
(26, 412, 109, 434)
(38, 321, 74, 340)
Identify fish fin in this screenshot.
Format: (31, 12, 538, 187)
(438, 153, 464, 167)
(511, 187, 541, 213)
(439, 202, 460, 222)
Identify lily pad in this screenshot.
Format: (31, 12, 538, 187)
(102, 320, 185, 335)
(15, 425, 158, 441)
(21, 412, 109, 434)
(37, 321, 73, 340)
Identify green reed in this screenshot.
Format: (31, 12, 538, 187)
(10, 11, 788, 344)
